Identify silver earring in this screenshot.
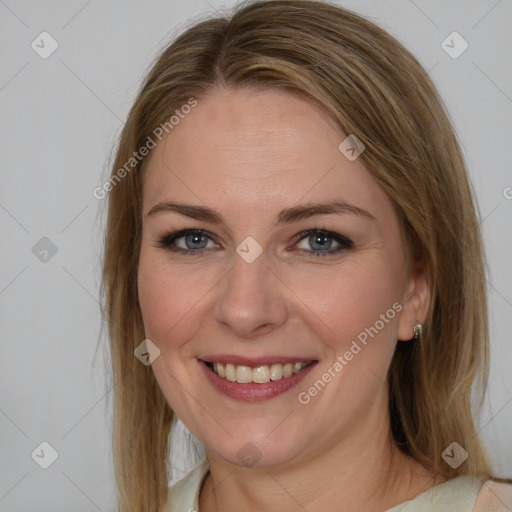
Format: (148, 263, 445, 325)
(413, 323, 422, 340)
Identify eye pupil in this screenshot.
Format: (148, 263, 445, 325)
(310, 234, 332, 250)
(186, 234, 207, 249)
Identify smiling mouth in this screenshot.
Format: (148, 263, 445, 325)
(204, 360, 315, 384)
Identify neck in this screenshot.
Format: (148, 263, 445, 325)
(198, 391, 438, 512)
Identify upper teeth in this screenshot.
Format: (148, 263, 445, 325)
(211, 362, 311, 384)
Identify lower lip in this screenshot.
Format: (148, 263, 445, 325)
(198, 359, 317, 402)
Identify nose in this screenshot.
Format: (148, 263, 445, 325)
(213, 252, 289, 339)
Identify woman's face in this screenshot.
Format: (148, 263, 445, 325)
(137, 87, 426, 468)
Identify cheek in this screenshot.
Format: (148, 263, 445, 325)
(137, 252, 205, 349)
(291, 258, 403, 353)
(137, 257, 167, 340)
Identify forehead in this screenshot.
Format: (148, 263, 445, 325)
(142, 87, 391, 224)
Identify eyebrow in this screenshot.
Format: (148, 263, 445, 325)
(147, 200, 375, 225)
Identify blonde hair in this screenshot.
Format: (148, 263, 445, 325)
(100, 1, 494, 510)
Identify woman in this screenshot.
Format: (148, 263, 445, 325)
(100, 1, 512, 511)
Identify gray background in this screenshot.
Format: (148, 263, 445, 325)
(1, 0, 511, 510)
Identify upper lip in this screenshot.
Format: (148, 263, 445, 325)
(199, 355, 317, 366)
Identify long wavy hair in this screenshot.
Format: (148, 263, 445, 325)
(100, 1, 494, 510)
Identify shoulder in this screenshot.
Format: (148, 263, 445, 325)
(162, 458, 210, 512)
(472, 479, 512, 512)
(385, 476, 509, 512)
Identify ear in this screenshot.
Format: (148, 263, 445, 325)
(397, 271, 430, 341)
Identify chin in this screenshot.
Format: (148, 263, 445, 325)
(202, 427, 311, 470)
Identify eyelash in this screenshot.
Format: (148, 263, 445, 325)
(155, 228, 353, 258)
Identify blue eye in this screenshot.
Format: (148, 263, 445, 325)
(157, 229, 219, 256)
(156, 228, 352, 257)
(295, 229, 352, 256)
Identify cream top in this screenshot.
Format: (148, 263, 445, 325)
(163, 458, 512, 512)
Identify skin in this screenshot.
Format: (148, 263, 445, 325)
(137, 87, 438, 512)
